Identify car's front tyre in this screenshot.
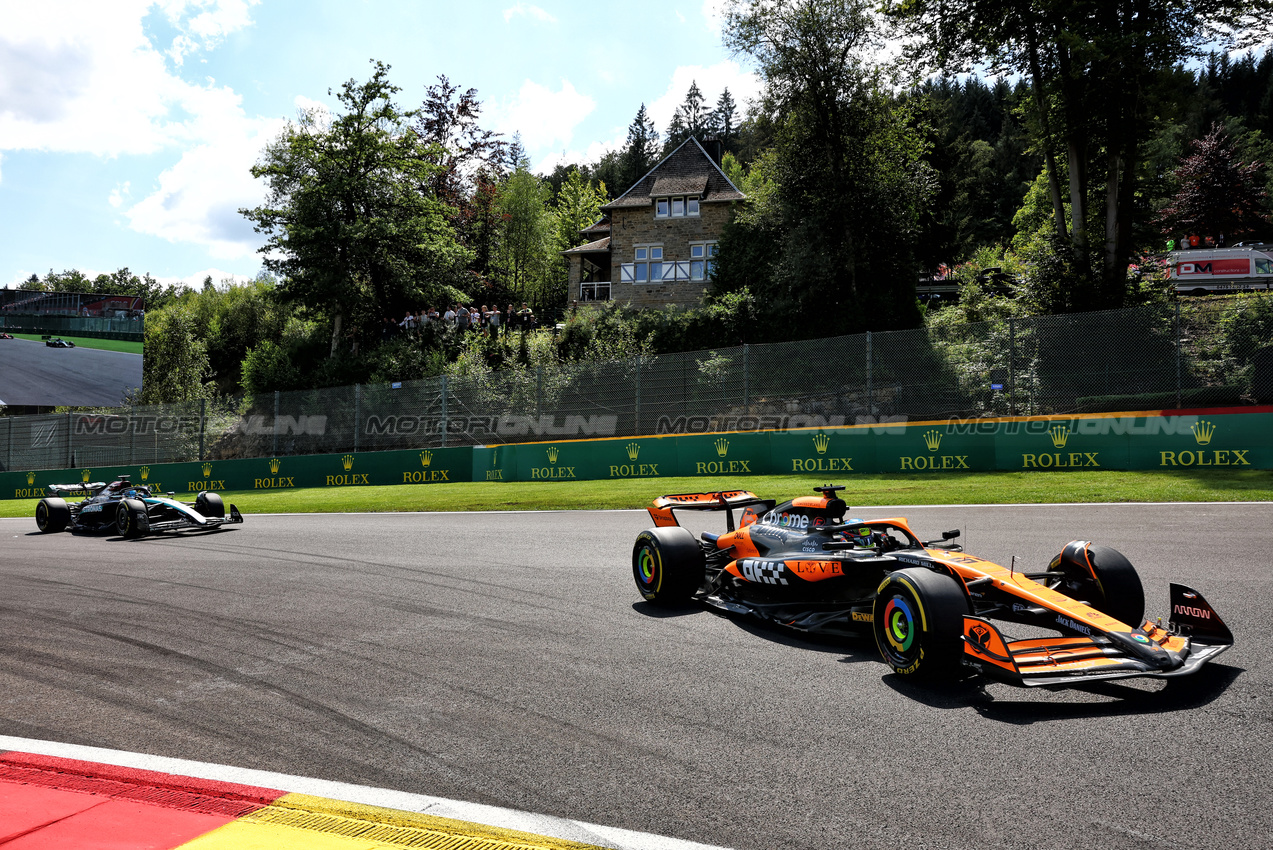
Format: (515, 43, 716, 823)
(632, 527, 705, 605)
(195, 492, 225, 518)
(873, 568, 970, 680)
(35, 498, 70, 533)
(1047, 542, 1144, 628)
(116, 498, 148, 539)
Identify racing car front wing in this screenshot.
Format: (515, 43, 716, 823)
(142, 504, 244, 533)
(962, 583, 1234, 686)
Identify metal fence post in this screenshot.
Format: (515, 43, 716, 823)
(1009, 317, 1016, 417)
(634, 359, 642, 436)
(743, 344, 750, 410)
(536, 364, 543, 422)
(1175, 300, 1183, 409)
(198, 397, 206, 461)
(273, 390, 280, 456)
(66, 412, 73, 468)
(354, 383, 361, 453)
(866, 332, 873, 416)
(440, 375, 448, 449)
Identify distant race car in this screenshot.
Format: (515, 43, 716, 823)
(632, 485, 1233, 687)
(0, 332, 13, 339)
(44, 337, 75, 348)
(35, 475, 243, 538)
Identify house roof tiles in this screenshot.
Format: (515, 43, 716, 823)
(603, 138, 745, 210)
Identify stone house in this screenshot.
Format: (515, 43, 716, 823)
(563, 137, 746, 308)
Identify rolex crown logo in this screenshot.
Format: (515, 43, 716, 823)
(139, 466, 150, 481)
(81, 468, 91, 482)
(420, 450, 432, 467)
(626, 442, 640, 461)
(342, 454, 355, 471)
(26, 472, 35, 485)
(715, 438, 729, 457)
(1048, 425, 1070, 448)
(202, 462, 212, 477)
(1192, 420, 1215, 446)
(546, 446, 559, 463)
(813, 432, 831, 455)
(924, 430, 942, 452)
(269, 458, 281, 474)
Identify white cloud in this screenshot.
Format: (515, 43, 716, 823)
(0, 1, 259, 157)
(109, 181, 132, 209)
(490, 78, 596, 153)
(0, 2, 278, 260)
(123, 114, 286, 260)
(503, 3, 557, 24)
(647, 60, 763, 133)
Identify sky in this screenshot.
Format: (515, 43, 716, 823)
(0, 0, 762, 291)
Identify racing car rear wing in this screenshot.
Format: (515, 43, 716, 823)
(47, 482, 106, 497)
(648, 491, 775, 531)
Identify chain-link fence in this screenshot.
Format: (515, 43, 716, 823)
(3, 297, 1271, 472)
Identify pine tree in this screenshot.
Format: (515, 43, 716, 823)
(714, 87, 737, 143)
(619, 104, 659, 190)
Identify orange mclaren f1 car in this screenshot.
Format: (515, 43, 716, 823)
(631, 486, 1233, 686)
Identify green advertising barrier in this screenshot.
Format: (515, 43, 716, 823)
(3, 410, 1270, 501)
(2, 447, 473, 502)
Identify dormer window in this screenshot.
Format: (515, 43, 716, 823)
(655, 195, 700, 219)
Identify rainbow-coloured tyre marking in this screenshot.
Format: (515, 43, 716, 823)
(635, 544, 661, 595)
(882, 595, 916, 655)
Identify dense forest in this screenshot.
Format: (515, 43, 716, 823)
(11, 0, 1273, 406)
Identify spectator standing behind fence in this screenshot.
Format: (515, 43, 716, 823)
(457, 304, 471, 332)
(505, 303, 515, 331)
(518, 302, 535, 330)
(487, 303, 500, 339)
(399, 311, 416, 334)
(443, 304, 456, 326)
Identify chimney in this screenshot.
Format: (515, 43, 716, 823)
(701, 136, 723, 165)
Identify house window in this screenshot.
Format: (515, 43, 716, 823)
(580, 281, 610, 301)
(620, 245, 663, 283)
(654, 196, 700, 219)
(689, 242, 719, 280)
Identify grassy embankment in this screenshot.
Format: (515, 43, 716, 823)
(2, 469, 1270, 518)
(7, 333, 142, 355)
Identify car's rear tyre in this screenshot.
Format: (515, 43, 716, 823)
(35, 498, 70, 533)
(873, 568, 970, 680)
(116, 498, 148, 539)
(632, 527, 705, 605)
(195, 492, 225, 518)
(1048, 542, 1144, 627)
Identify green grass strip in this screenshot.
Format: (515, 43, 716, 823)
(3, 469, 1269, 519)
(6, 333, 143, 355)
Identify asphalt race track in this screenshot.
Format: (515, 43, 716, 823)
(0, 336, 142, 407)
(0, 502, 1269, 850)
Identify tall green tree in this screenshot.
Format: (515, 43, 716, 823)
(884, 0, 1273, 309)
(619, 104, 660, 191)
(241, 60, 472, 357)
(716, 0, 932, 333)
(495, 165, 555, 306)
